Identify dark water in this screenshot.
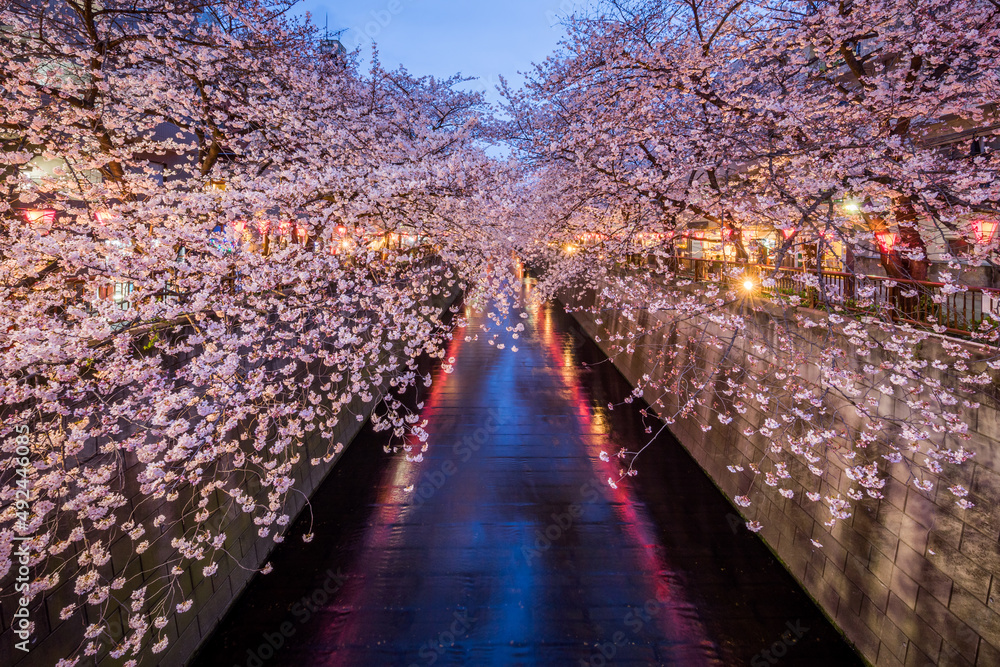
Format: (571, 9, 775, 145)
(193, 294, 862, 667)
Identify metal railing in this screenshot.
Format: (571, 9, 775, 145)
(668, 258, 1000, 336)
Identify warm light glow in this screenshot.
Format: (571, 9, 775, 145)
(844, 201, 861, 213)
(564, 243, 577, 254)
(781, 228, 797, 240)
(742, 279, 755, 292)
(94, 209, 114, 224)
(973, 220, 999, 245)
(875, 231, 898, 254)
(23, 209, 56, 226)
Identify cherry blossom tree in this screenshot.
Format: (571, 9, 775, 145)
(0, 1, 513, 662)
(502, 0, 999, 532)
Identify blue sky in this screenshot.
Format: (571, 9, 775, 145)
(296, 0, 592, 101)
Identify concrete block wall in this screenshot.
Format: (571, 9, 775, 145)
(0, 380, 376, 667)
(2, 284, 460, 666)
(566, 287, 1000, 667)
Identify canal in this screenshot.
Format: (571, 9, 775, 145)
(194, 294, 862, 666)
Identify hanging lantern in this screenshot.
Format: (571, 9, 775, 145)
(875, 231, 898, 254)
(781, 228, 797, 240)
(94, 209, 114, 224)
(973, 220, 999, 245)
(23, 209, 56, 226)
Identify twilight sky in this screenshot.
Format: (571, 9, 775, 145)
(296, 0, 593, 101)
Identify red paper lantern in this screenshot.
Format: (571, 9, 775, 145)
(973, 220, 999, 245)
(23, 209, 56, 226)
(875, 231, 898, 254)
(781, 228, 797, 240)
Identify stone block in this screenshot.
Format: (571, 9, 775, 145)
(869, 544, 897, 588)
(939, 639, 977, 667)
(895, 541, 954, 607)
(835, 602, 881, 660)
(977, 638, 1000, 667)
(947, 585, 1000, 648)
(905, 490, 940, 531)
(197, 577, 234, 641)
(845, 552, 891, 612)
(888, 592, 942, 662)
(971, 465, 1000, 509)
(890, 566, 920, 610)
(877, 642, 907, 667)
(959, 525, 1000, 577)
(883, 478, 909, 513)
(914, 588, 980, 662)
(826, 560, 865, 615)
(926, 533, 991, 603)
(898, 514, 931, 553)
(874, 614, 909, 663)
(904, 640, 939, 667)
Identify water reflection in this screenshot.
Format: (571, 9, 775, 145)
(194, 289, 862, 667)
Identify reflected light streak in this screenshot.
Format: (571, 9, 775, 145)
(531, 300, 715, 650)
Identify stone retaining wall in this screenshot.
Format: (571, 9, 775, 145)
(2, 285, 460, 666)
(565, 287, 1000, 667)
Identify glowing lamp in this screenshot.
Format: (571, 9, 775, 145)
(742, 279, 755, 292)
(94, 209, 114, 224)
(843, 201, 861, 213)
(973, 220, 999, 245)
(781, 228, 797, 240)
(23, 209, 56, 226)
(875, 231, 898, 254)
(721, 227, 734, 240)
